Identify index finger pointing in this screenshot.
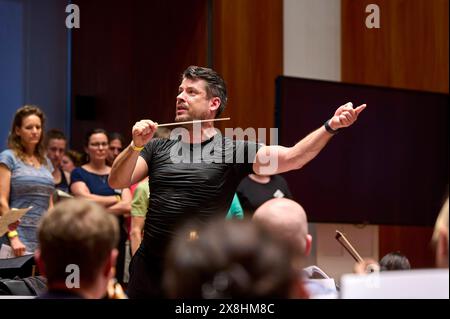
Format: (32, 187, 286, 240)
(355, 104, 367, 115)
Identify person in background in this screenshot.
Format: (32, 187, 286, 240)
(0, 105, 54, 255)
(237, 172, 293, 216)
(226, 194, 244, 220)
(379, 252, 411, 271)
(61, 149, 83, 174)
(35, 198, 120, 299)
(106, 132, 125, 167)
(45, 129, 70, 193)
(70, 128, 131, 285)
(130, 176, 149, 256)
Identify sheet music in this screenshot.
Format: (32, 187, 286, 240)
(0, 207, 32, 236)
(56, 189, 73, 198)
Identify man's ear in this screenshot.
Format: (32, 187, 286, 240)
(103, 248, 119, 277)
(209, 97, 221, 113)
(304, 234, 313, 257)
(34, 249, 46, 277)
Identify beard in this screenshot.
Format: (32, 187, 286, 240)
(175, 112, 192, 122)
(174, 107, 208, 123)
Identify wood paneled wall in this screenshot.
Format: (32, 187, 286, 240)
(71, 0, 282, 148)
(342, 0, 448, 93)
(342, 0, 449, 268)
(212, 0, 283, 141)
(71, 0, 207, 150)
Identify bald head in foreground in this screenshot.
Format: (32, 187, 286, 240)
(253, 198, 312, 259)
(253, 198, 339, 299)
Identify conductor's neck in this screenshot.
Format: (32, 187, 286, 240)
(181, 123, 218, 144)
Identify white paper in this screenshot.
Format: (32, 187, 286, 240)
(56, 189, 73, 198)
(0, 244, 14, 259)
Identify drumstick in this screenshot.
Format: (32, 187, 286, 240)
(335, 230, 364, 263)
(158, 117, 231, 127)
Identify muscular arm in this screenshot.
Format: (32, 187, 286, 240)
(254, 102, 366, 175)
(109, 119, 157, 189)
(108, 146, 148, 189)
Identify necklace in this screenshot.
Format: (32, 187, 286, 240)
(24, 155, 40, 168)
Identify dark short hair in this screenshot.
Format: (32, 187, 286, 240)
(107, 132, 125, 146)
(164, 218, 296, 298)
(182, 66, 227, 118)
(84, 128, 108, 147)
(44, 129, 67, 147)
(379, 252, 411, 271)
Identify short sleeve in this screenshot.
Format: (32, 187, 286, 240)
(139, 140, 156, 171)
(70, 167, 85, 185)
(0, 150, 16, 171)
(131, 182, 149, 217)
(46, 156, 55, 173)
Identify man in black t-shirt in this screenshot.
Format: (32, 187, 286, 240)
(237, 173, 293, 216)
(109, 66, 366, 298)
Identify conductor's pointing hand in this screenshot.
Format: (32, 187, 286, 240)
(329, 102, 366, 130)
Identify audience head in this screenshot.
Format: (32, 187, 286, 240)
(253, 198, 312, 260)
(164, 218, 305, 299)
(182, 66, 227, 118)
(61, 149, 82, 172)
(106, 132, 125, 165)
(83, 128, 109, 164)
(433, 197, 449, 268)
(44, 129, 67, 168)
(35, 198, 119, 298)
(8, 105, 47, 164)
(379, 252, 411, 271)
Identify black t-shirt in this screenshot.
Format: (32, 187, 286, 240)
(237, 174, 293, 215)
(139, 135, 260, 257)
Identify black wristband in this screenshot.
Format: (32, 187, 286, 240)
(324, 120, 340, 134)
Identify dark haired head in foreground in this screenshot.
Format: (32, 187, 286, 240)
(164, 218, 307, 299)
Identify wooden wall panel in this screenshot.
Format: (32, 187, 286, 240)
(342, 0, 448, 268)
(71, 0, 207, 150)
(342, 0, 448, 93)
(213, 0, 283, 141)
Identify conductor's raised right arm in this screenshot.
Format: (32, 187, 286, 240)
(108, 120, 158, 189)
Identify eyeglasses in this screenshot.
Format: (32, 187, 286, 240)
(89, 142, 108, 148)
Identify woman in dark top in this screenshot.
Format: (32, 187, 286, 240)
(70, 128, 131, 284)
